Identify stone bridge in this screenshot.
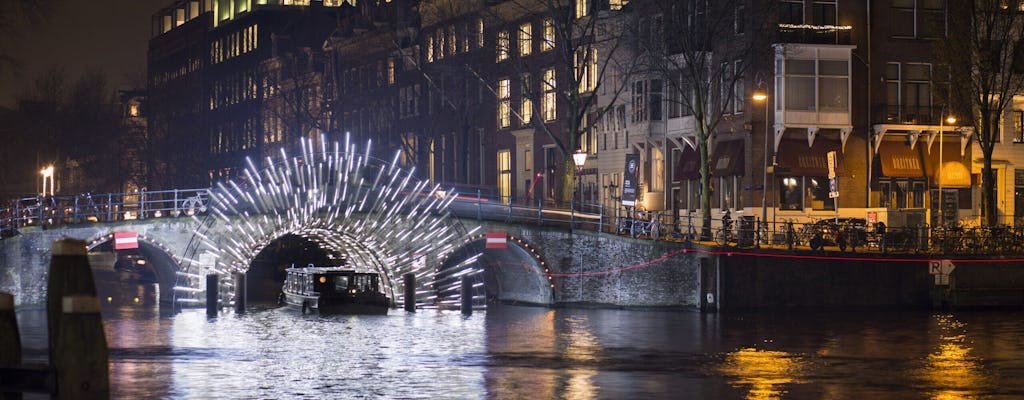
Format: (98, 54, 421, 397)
(0, 138, 702, 311)
(0, 217, 702, 310)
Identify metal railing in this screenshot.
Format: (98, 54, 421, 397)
(3, 187, 1021, 256)
(0, 189, 210, 235)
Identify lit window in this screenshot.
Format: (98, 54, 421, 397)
(498, 79, 511, 128)
(427, 36, 434, 63)
(542, 69, 556, 121)
(477, 19, 484, 48)
(497, 31, 509, 61)
(387, 58, 395, 86)
(542, 19, 555, 51)
(576, 0, 589, 18)
(521, 73, 533, 125)
(519, 23, 532, 56)
(575, 48, 597, 93)
(610, 0, 628, 10)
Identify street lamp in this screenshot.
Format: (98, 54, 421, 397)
(752, 90, 769, 226)
(40, 165, 54, 197)
(571, 149, 588, 230)
(937, 113, 956, 226)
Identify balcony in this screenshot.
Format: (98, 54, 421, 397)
(776, 24, 852, 46)
(874, 105, 946, 126)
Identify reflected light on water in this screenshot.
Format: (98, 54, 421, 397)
(918, 315, 990, 400)
(560, 316, 601, 400)
(718, 348, 807, 400)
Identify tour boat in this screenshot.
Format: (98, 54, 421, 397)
(280, 266, 389, 315)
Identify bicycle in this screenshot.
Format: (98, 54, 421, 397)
(630, 211, 660, 240)
(181, 194, 208, 216)
(714, 212, 737, 247)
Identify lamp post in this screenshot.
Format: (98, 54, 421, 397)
(752, 90, 769, 226)
(571, 149, 588, 231)
(937, 112, 956, 226)
(40, 165, 54, 197)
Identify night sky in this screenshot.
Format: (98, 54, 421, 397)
(0, 0, 168, 108)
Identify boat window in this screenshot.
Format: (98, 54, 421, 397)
(335, 276, 349, 291)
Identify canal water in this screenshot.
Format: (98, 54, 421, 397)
(13, 304, 1024, 399)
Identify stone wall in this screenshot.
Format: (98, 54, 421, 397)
(474, 220, 701, 308)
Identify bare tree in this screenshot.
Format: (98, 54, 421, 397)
(485, 0, 637, 203)
(262, 45, 333, 157)
(939, 0, 1024, 227)
(633, 0, 774, 235)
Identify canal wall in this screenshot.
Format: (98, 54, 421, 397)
(473, 221, 701, 308)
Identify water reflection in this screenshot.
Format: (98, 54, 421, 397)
(917, 314, 991, 400)
(718, 348, 807, 400)
(13, 305, 1024, 399)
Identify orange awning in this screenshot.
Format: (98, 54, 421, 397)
(776, 139, 843, 176)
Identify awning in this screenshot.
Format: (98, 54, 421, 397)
(924, 142, 972, 188)
(711, 140, 744, 177)
(876, 141, 971, 187)
(776, 139, 843, 176)
(674, 145, 700, 181)
(877, 141, 926, 178)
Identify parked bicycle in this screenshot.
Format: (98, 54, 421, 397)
(714, 211, 737, 247)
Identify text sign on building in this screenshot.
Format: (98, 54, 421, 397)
(827, 150, 837, 179)
(485, 232, 507, 249)
(113, 231, 139, 250)
(621, 153, 640, 207)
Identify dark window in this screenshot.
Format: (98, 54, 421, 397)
(920, 0, 946, 38)
(812, 1, 836, 26)
(778, 175, 804, 210)
(892, 0, 915, 37)
(779, 0, 803, 24)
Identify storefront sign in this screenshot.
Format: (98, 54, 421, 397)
(621, 154, 640, 207)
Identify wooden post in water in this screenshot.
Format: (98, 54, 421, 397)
(53, 295, 108, 399)
(233, 272, 246, 314)
(46, 238, 109, 399)
(206, 274, 219, 317)
(403, 273, 416, 312)
(46, 239, 96, 361)
(0, 292, 22, 400)
(460, 278, 473, 316)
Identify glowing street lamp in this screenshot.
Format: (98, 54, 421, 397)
(571, 149, 588, 230)
(40, 165, 54, 197)
(937, 113, 956, 225)
(752, 90, 769, 226)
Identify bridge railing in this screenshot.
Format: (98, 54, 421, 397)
(4, 187, 1021, 255)
(449, 194, 1022, 256)
(0, 189, 210, 234)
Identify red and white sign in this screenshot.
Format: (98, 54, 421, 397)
(114, 232, 139, 250)
(485, 232, 507, 249)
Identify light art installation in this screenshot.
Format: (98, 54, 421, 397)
(173, 134, 482, 308)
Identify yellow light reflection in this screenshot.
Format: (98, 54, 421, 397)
(561, 317, 600, 399)
(719, 348, 807, 400)
(918, 315, 990, 400)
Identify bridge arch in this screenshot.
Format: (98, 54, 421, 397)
(450, 233, 554, 306)
(86, 232, 181, 307)
(174, 137, 483, 309)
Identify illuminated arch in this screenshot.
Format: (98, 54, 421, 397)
(174, 136, 481, 308)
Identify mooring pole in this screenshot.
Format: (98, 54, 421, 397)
(403, 273, 416, 312)
(47, 238, 109, 399)
(233, 272, 246, 314)
(460, 278, 473, 316)
(206, 274, 219, 317)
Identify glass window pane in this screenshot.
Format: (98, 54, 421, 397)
(819, 77, 848, 111)
(779, 176, 803, 210)
(786, 77, 816, 110)
(819, 60, 848, 76)
(786, 59, 815, 75)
